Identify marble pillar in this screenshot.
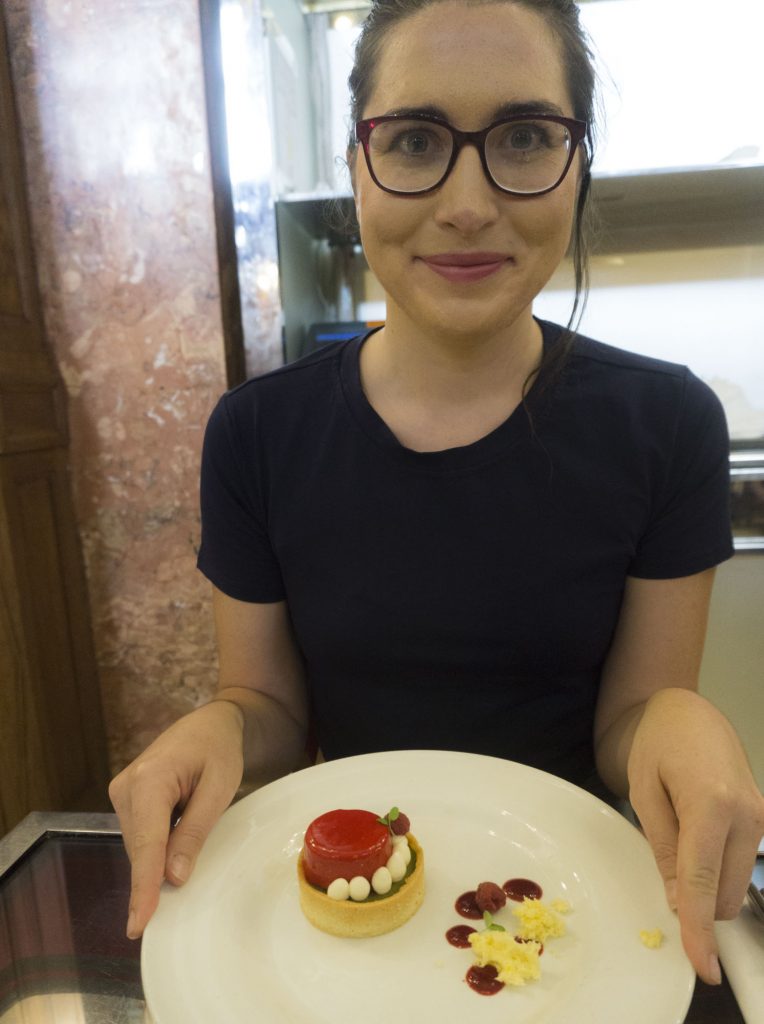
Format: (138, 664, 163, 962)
(5, 0, 232, 771)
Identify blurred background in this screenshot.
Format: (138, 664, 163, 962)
(0, 0, 761, 834)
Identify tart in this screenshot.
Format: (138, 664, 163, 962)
(297, 807, 425, 938)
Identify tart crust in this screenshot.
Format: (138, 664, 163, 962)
(297, 833, 425, 937)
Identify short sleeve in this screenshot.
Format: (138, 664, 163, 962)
(629, 371, 734, 579)
(196, 395, 286, 602)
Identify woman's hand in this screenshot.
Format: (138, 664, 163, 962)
(627, 687, 764, 984)
(110, 591, 309, 939)
(109, 699, 245, 939)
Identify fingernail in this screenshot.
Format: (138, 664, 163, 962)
(126, 910, 138, 940)
(171, 853, 190, 883)
(706, 953, 721, 986)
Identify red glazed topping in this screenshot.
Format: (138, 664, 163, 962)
(302, 809, 392, 889)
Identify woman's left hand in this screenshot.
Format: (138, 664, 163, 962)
(627, 687, 764, 985)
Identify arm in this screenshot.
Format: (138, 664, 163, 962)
(211, 585, 309, 785)
(594, 570, 764, 985)
(109, 586, 309, 939)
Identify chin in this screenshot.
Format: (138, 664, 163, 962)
(410, 299, 531, 343)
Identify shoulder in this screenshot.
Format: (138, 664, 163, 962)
(571, 334, 687, 380)
(211, 336, 355, 441)
(226, 338, 347, 407)
(538, 317, 686, 381)
(539, 319, 723, 418)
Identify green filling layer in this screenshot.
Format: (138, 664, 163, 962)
(313, 848, 418, 903)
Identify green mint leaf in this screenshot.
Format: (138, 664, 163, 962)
(377, 807, 400, 829)
(483, 910, 506, 932)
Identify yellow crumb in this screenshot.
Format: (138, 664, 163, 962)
(550, 897, 571, 914)
(468, 930, 542, 986)
(512, 897, 567, 943)
(639, 928, 664, 949)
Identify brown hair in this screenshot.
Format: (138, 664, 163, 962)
(346, 0, 600, 371)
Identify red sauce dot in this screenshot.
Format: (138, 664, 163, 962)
(466, 964, 504, 995)
(445, 924, 476, 948)
(455, 890, 482, 919)
(503, 877, 543, 902)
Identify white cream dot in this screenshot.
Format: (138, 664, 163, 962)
(387, 851, 406, 882)
(372, 866, 392, 895)
(349, 875, 371, 901)
(327, 878, 350, 901)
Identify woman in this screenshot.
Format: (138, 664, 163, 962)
(109, 0, 764, 986)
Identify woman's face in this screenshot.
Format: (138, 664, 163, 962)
(353, 1, 581, 343)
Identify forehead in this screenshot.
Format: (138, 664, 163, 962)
(364, 2, 572, 124)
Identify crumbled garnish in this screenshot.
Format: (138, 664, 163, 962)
(639, 928, 664, 949)
(512, 897, 566, 943)
(468, 929, 542, 986)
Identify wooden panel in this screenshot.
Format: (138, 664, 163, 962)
(0, 13, 37, 341)
(0, 170, 23, 318)
(16, 471, 88, 796)
(0, 450, 110, 825)
(0, 9, 65, 457)
(0, 386, 65, 453)
(0, 510, 57, 828)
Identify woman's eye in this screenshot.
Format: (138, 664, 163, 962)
(509, 126, 542, 149)
(395, 131, 432, 154)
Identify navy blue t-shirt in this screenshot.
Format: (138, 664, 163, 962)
(197, 320, 733, 788)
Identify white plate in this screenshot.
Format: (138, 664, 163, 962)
(141, 750, 695, 1024)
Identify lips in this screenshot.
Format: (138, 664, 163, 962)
(419, 251, 512, 283)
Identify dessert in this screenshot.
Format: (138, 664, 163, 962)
(297, 806, 424, 937)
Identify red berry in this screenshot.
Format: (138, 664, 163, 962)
(476, 881, 506, 913)
(390, 811, 411, 835)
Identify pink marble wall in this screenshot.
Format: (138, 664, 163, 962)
(5, 0, 231, 772)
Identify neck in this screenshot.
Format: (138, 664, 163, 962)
(361, 304, 543, 405)
(357, 305, 545, 452)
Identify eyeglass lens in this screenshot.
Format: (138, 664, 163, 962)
(366, 118, 574, 194)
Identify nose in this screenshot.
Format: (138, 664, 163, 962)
(432, 142, 501, 235)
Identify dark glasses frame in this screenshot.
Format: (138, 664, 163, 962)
(355, 112, 588, 198)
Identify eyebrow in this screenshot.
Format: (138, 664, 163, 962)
(382, 100, 566, 121)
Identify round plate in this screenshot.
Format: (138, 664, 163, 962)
(141, 750, 695, 1023)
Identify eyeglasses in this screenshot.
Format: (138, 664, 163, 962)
(355, 113, 588, 197)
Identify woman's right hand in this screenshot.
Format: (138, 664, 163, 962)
(109, 698, 245, 939)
